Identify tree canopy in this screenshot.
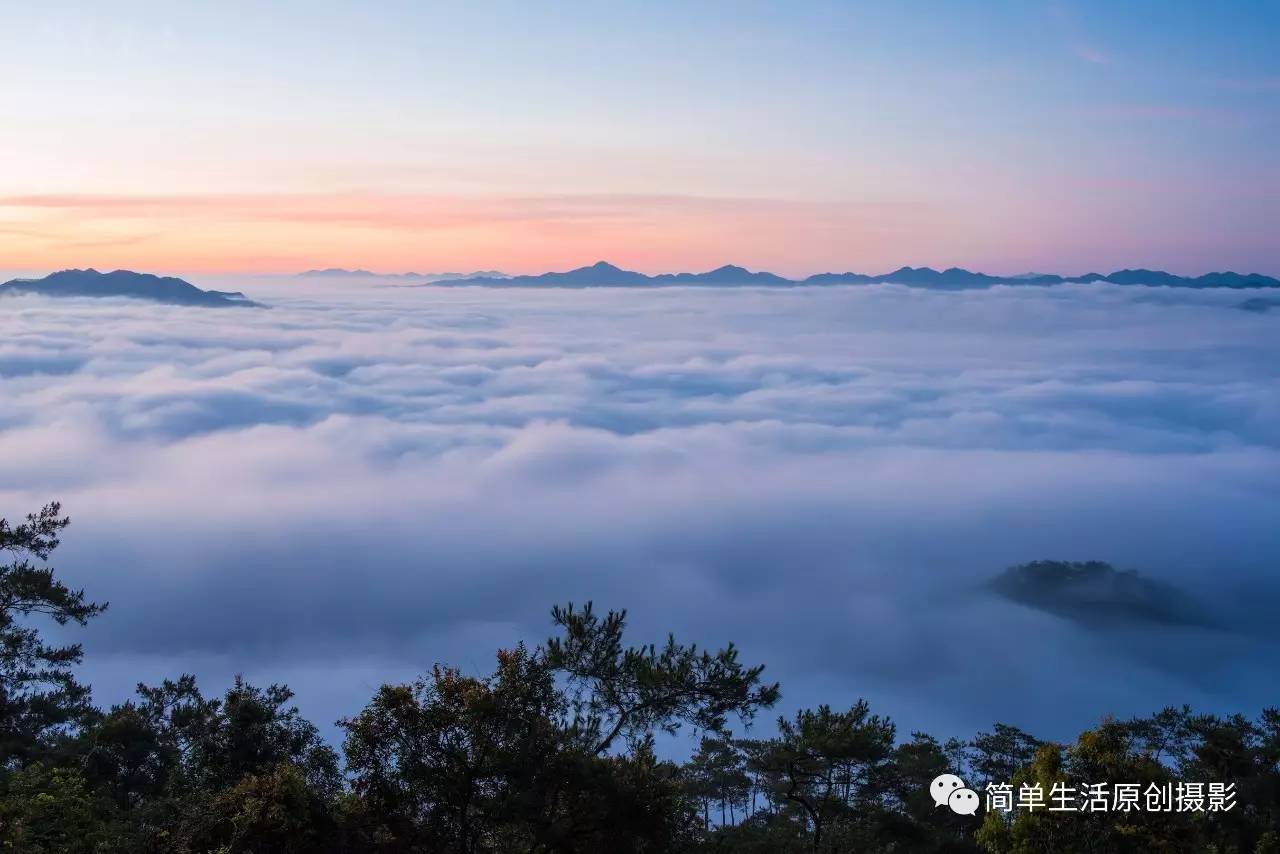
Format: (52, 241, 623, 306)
(1, 502, 1275, 853)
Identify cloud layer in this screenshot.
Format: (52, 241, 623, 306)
(2, 280, 1278, 742)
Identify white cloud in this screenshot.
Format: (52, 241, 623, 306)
(2, 280, 1278, 741)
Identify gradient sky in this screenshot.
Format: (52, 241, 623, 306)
(2, 1, 1277, 276)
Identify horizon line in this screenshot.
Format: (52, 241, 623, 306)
(6, 259, 1280, 281)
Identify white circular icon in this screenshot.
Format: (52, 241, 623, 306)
(930, 773, 965, 808)
(948, 787, 980, 815)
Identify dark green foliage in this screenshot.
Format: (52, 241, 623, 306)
(0, 503, 107, 769)
(2, 502, 1279, 853)
(691, 705, 982, 853)
(546, 602, 781, 755)
(752, 702, 896, 851)
(340, 603, 778, 853)
(63, 675, 342, 852)
(968, 724, 1042, 788)
(0, 765, 112, 853)
(340, 645, 575, 851)
(685, 735, 751, 830)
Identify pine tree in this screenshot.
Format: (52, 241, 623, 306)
(0, 503, 106, 769)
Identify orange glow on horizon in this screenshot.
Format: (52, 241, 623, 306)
(0, 191, 967, 277)
(1, 190, 1257, 278)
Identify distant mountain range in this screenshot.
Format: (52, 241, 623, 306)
(433, 261, 1280, 290)
(298, 268, 508, 282)
(6, 266, 1276, 309)
(0, 269, 260, 307)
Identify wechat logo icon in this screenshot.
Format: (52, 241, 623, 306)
(931, 773, 980, 816)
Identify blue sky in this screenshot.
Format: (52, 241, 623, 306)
(1, 1, 1277, 274)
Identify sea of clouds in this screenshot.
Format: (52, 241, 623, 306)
(1, 278, 1278, 743)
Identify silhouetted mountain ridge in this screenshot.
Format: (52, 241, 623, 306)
(0, 269, 260, 307)
(299, 268, 507, 282)
(653, 264, 792, 285)
(436, 263, 1280, 289)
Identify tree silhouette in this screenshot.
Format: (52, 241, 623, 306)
(0, 503, 106, 769)
(3, 503, 1280, 853)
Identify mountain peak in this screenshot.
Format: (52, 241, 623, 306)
(1, 269, 260, 307)
(432, 264, 1280, 290)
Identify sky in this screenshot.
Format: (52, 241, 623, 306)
(4, 279, 1279, 743)
(2, 0, 1278, 276)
